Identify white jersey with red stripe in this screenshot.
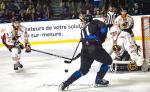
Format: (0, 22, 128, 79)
(1, 25, 28, 48)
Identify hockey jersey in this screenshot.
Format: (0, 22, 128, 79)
(103, 31, 137, 60)
(114, 14, 134, 30)
(81, 19, 108, 45)
(1, 25, 28, 49)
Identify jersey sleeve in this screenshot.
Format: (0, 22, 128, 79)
(100, 24, 108, 43)
(20, 25, 29, 43)
(128, 15, 134, 29)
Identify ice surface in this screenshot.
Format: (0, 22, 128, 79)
(0, 43, 150, 92)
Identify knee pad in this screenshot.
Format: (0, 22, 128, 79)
(11, 48, 21, 59)
(100, 64, 109, 72)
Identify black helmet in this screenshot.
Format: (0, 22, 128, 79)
(84, 14, 93, 23)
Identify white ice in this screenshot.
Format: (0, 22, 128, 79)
(0, 43, 150, 92)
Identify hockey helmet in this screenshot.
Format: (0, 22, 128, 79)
(12, 20, 20, 30)
(84, 14, 93, 23)
(110, 25, 121, 33)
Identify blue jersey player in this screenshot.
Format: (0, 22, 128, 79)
(59, 14, 112, 90)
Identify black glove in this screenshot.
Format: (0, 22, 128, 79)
(25, 43, 31, 53)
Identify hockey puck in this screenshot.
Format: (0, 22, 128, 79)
(65, 69, 68, 73)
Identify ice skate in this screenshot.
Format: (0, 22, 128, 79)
(14, 64, 18, 70)
(94, 79, 109, 87)
(14, 62, 24, 73)
(17, 62, 23, 69)
(58, 82, 69, 91)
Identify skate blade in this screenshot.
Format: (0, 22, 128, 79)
(94, 84, 108, 88)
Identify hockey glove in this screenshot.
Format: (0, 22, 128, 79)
(113, 45, 121, 52)
(15, 42, 24, 49)
(25, 42, 31, 53)
(113, 45, 121, 55)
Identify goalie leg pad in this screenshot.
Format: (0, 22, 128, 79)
(135, 55, 144, 66)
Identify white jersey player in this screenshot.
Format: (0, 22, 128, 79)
(114, 8, 134, 37)
(1, 20, 31, 72)
(103, 25, 144, 66)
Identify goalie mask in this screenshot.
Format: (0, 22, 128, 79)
(110, 25, 121, 39)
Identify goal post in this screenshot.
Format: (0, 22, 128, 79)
(141, 16, 150, 62)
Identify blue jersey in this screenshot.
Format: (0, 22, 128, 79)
(82, 20, 108, 44)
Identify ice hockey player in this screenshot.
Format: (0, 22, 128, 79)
(103, 25, 144, 66)
(1, 19, 31, 72)
(114, 8, 134, 37)
(114, 7, 141, 59)
(59, 14, 112, 90)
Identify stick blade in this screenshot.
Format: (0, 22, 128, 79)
(64, 60, 71, 64)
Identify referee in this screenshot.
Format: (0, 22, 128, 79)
(104, 6, 118, 29)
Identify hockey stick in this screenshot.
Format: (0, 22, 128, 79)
(31, 49, 72, 60)
(64, 41, 81, 63)
(64, 22, 90, 64)
(31, 49, 81, 61)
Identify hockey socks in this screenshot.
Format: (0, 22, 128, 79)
(95, 64, 109, 86)
(65, 70, 82, 85)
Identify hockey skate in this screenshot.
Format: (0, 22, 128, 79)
(94, 79, 109, 87)
(14, 62, 23, 73)
(14, 64, 19, 70)
(17, 62, 23, 69)
(58, 82, 69, 91)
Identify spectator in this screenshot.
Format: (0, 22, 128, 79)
(23, 10, 32, 21)
(70, 11, 79, 19)
(0, 0, 149, 22)
(3, 10, 12, 22)
(94, 9, 102, 18)
(26, 4, 35, 15)
(0, 1, 6, 12)
(133, 3, 139, 15)
(93, 0, 103, 8)
(42, 13, 49, 21)
(0, 12, 4, 23)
